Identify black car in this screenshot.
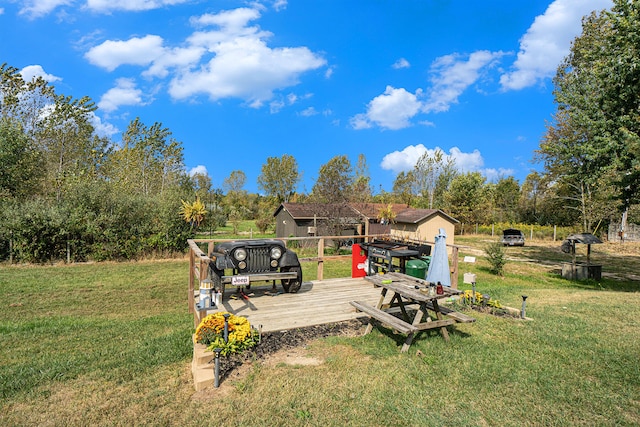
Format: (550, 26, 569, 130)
(208, 239, 302, 299)
(500, 229, 525, 246)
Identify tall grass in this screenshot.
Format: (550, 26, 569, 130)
(1, 242, 639, 426)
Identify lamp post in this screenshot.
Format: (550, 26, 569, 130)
(213, 348, 222, 388)
(223, 313, 230, 343)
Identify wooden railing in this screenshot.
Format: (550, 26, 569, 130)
(187, 235, 460, 328)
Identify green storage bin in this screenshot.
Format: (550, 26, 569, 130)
(421, 256, 432, 270)
(405, 259, 428, 279)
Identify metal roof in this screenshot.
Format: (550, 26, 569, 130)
(565, 233, 603, 244)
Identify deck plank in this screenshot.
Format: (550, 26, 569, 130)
(207, 277, 382, 332)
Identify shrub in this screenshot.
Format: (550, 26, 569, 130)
(484, 241, 507, 276)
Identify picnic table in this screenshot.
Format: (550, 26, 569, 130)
(350, 272, 475, 352)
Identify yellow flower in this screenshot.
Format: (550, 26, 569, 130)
(195, 312, 253, 346)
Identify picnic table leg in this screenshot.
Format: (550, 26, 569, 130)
(431, 299, 450, 341)
(393, 293, 411, 322)
(364, 288, 388, 335)
(399, 302, 429, 353)
(400, 332, 415, 353)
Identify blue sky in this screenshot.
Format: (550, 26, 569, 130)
(1, 0, 612, 194)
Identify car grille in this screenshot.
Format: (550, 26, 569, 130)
(246, 247, 271, 272)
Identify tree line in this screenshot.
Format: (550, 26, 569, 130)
(1, 1, 638, 262)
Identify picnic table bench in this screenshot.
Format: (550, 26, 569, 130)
(351, 272, 475, 352)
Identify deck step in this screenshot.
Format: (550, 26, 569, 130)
(350, 300, 417, 335)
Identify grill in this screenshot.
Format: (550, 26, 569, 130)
(245, 246, 271, 273)
(359, 239, 430, 274)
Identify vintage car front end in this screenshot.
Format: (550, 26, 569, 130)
(208, 239, 302, 298)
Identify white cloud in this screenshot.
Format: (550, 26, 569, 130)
(349, 113, 372, 130)
(353, 50, 505, 130)
(18, 0, 72, 18)
(20, 65, 62, 83)
(299, 107, 317, 117)
(188, 165, 209, 177)
(448, 147, 485, 173)
(500, 0, 612, 90)
(0, 7, 5, 14)
(272, 0, 287, 11)
(268, 92, 310, 113)
(19, 0, 193, 16)
(483, 167, 516, 182)
(142, 46, 205, 79)
(85, 35, 165, 72)
(325, 66, 335, 79)
(392, 58, 410, 69)
(350, 86, 423, 130)
(89, 112, 119, 138)
(98, 78, 145, 112)
(380, 144, 484, 174)
(191, 7, 262, 33)
(381, 144, 518, 181)
(167, 9, 326, 105)
(380, 144, 431, 173)
(269, 99, 285, 113)
(423, 50, 506, 113)
(84, 8, 325, 108)
(86, 0, 191, 13)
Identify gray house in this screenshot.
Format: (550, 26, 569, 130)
(274, 202, 413, 238)
(274, 203, 361, 238)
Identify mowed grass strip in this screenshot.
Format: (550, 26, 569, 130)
(1, 240, 639, 426)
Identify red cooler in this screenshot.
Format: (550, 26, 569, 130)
(351, 243, 368, 278)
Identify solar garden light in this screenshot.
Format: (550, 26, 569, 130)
(463, 273, 477, 305)
(223, 313, 230, 343)
(213, 348, 222, 388)
(482, 294, 490, 307)
(521, 295, 528, 319)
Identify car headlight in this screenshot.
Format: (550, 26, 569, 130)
(270, 247, 282, 259)
(234, 248, 247, 261)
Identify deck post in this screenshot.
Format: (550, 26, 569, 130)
(189, 248, 195, 315)
(450, 246, 459, 289)
(317, 238, 324, 281)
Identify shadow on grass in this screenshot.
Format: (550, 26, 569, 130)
(494, 243, 640, 292)
(369, 315, 474, 352)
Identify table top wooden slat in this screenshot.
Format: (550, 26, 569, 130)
(365, 272, 461, 302)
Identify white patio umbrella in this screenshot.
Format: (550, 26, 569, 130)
(426, 228, 451, 287)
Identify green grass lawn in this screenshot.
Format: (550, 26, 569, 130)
(1, 238, 639, 426)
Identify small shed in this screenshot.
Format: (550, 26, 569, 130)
(274, 203, 362, 238)
(390, 209, 459, 247)
(274, 202, 409, 239)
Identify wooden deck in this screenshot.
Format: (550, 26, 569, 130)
(199, 277, 382, 332)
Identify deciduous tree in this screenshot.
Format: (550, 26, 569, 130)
(540, 1, 640, 229)
(257, 154, 300, 203)
(0, 119, 42, 200)
(311, 155, 353, 204)
(413, 149, 457, 209)
(443, 172, 488, 230)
